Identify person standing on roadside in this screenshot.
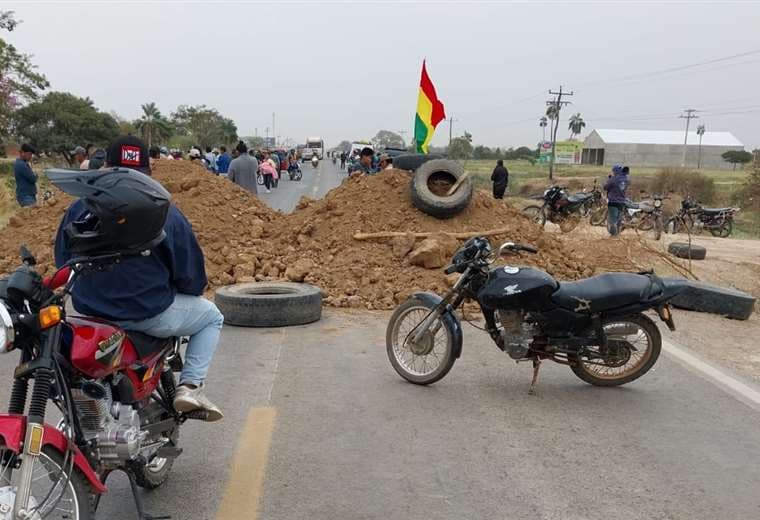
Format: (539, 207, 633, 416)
(204, 146, 217, 174)
(216, 145, 231, 175)
(14, 143, 38, 207)
(491, 159, 509, 199)
(71, 146, 89, 170)
(228, 141, 259, 194)
(604, 164, 630, 236)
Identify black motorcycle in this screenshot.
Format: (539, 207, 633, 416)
(386, 237, 687, 390)
(523, 183, 603, 233)
(666, 197, 738, 238)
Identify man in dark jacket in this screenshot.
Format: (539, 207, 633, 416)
(604, 164, 630, 236)
(491, 159, 509, 199)
(54, 136, 224, 421)
(14, 143, 38, 206)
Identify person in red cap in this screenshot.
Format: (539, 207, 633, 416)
(55, 135, 225, 421)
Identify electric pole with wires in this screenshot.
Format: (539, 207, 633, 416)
(679, 109, 699, 167)
(546, 86, 573, 180)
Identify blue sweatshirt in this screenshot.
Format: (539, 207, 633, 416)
(54, 200, 208, 321)
(216, 152, 231, 174)
(14, 158, 38, 201)
(604, 172, 630, 205)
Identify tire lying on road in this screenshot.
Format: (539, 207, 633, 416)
(215, 282, 322, 327)
(670, 281, 756, 320)
(411, 159, 473, 219)
(667, 241, 707, 260)
(392, 153, 444, 172)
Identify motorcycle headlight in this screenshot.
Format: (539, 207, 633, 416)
(0, 303, 14, 354)
(654, 199, 663, 208)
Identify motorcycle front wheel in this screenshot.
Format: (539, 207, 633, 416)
(522, 205, 546, 228)
(256, 173, 264, 186)
(571, 314, 661, 387)
(589, 205, 607, 226)
(0, 446, 95, 519)
(386, 298, 457, 385)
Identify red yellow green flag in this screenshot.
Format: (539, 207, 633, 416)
(414, 60, 446, 154)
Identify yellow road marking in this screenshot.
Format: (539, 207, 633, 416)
(216, 407, 277, 520)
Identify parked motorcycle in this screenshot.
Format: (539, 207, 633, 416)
(386, 237, 687, 389)
(665, 197, 738, 237)
(0, 247, 196, 519)
(523, 183, 602, 233)
(590, 192, 665, 241)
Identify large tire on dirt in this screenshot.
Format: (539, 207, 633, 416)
(670, 281, 756, 320)
(410, 159, 473, 219)
(215, 282, 322, 327)
(668, 241, 707, 260)
(392, 153, 444, 172)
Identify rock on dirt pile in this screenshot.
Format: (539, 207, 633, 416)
(0, 162, 631, 310)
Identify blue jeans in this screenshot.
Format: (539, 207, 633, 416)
(116, 294, 224, 386)
(17, 195, 36, 207)
(607, 204, 623, 236)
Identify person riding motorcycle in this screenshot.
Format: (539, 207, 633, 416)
(53, 135, 224, 421)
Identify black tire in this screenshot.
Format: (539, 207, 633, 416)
(571, 314, 661, 387)
(522, 205, 546, 227)
(215, 282, 322, 327)
(392, 153, 444, 172)
(670, 281, 756, 320)
(410, 159, 473, 219)
(709, 219, 732, 238)
(668, 241, 707, 260)
(637, 214, 655, 231)
(589, 205, 607, 226)
(386, 297, 457, 385)
(256, 173, 264, 186)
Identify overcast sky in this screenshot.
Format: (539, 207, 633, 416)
(6, 1, 760, 149)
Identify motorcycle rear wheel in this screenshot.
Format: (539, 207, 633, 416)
(522, 205, 546, 228)
(386, 298, 456, 385)
(709, 219, 732, 238)
(589, 205, 607, 226)
(571, 314, 661, 387)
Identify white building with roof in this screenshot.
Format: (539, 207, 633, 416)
(582, 129, 744, 169)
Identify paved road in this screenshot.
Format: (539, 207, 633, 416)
(5, 310, 751, 519)
(257, 158, 345, 212)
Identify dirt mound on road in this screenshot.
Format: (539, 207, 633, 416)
(0, 162, 641, 310)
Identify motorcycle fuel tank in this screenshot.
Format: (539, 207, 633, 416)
(67, 317, 139, 379)
(477, 266, 558, 311)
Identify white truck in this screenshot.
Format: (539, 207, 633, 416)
(302, 137, 324, 160)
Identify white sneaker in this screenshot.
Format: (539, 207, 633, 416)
(266, 189, 271, 193)
(174, 384, 223, 421)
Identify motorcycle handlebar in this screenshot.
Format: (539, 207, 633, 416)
(444, 264, 457, 275)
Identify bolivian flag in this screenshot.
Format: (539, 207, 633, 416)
(414, 60, 446, 154)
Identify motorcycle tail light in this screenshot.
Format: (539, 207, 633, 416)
(0, 304, 14, 354)
(39, 305, 62, 330)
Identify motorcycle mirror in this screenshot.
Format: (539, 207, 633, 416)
(499, 242, 516, 256)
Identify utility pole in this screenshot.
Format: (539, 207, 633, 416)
(546, 85, 573, 180)
(448, 117, 458, 146)
(679, 109, 699, 167)
(272, 113, 276, 147)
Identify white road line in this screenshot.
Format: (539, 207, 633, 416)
(663, 339, 760, 412)
(266, 342, 283, 404)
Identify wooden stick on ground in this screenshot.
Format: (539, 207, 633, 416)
(354, 227, 514, 241)
(445, 172, 471, 196)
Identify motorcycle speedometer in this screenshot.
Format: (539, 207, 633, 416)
(654, 199, 662, 208)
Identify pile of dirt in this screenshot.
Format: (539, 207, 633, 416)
(0, 161, 643, 310)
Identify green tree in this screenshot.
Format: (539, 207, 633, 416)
(696, 124, 706, 169)
(171, 104, 238, 148)
(721, 150, 753, 170)
(244, 135, 265, 149)
(13, 91, 119, 164)
(134, 102, 173, 147)
(335, 140, 352, 153)
(0, 10, 49, 141)
(110, 111, 137, 136)
(373, 130, 405, 149)
(568, 113, 585, 139)
(448, 131, 473, 160)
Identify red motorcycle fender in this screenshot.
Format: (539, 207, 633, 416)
(0, 414, 107, 493)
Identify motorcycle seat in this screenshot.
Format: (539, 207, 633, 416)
(567, 193, 591, 204)
(125, 330, 173, 358)
(700, 207, 733, 214)
(552, 273, 654, 313)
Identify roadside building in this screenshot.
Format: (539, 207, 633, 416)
(582, 129, 744, 169)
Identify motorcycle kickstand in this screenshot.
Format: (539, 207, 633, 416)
(528, 358, 541, 395)
(126, 470, 171, 520)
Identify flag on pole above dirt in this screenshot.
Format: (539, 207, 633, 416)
(414, 60, 446, 154)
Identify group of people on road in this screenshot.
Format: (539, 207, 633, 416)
(341, 147, 394, 176)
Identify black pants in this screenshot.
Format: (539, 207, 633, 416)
(493, 185, 506, 199)
(263, 175, 273, 190)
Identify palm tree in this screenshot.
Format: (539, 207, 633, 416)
(696, 124, 706, 169)
(568, 113, 586, 140)
(135, 102, 164, 147)
(539, 116, 548, 142)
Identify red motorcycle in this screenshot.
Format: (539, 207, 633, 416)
(0, 247, 198, 519)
